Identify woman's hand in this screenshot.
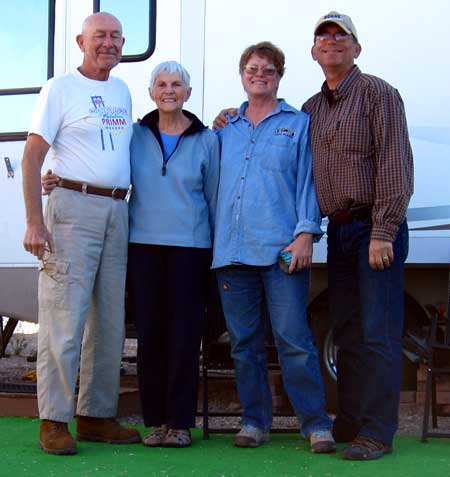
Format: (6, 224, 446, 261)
(41, 169, 59, 195)
(283, 233, 313, 273)
(212, 108, 237, 130)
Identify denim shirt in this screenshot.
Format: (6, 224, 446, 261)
(212, 99, 323, 269)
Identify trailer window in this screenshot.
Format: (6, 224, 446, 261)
(0, 0, 54, 140)
(94, 0, 156, 61)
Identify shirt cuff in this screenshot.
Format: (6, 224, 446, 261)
(370, 222, 399, 242)
(294, 220, 324, 243)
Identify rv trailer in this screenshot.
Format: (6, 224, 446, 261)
(1, 0, 449, 407)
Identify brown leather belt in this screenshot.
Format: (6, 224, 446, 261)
(328, 205, 372, 225)
(57, 178, 128, 200)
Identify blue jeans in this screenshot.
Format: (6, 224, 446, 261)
(327, 219, 409, 445)
(216, 264, 332, 437)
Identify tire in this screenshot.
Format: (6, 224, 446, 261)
(309, 299, 338, 413)
(308, 291, 430, 414)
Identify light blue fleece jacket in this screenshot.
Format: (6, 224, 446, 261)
(129, 109, 220, 248)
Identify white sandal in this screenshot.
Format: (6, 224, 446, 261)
(164, 428, 192, 448)
(143, 425, 167, 447)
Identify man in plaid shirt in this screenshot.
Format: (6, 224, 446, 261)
(303, 11, 413, 461)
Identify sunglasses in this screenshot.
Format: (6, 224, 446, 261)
(39, 246, 61, 282)
(243, 64, 278, 77)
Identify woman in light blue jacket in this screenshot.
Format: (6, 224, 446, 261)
(127, 61, 220, 448)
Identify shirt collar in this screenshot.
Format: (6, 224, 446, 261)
(229, 99, 297, 123)
(321, 65, 361, 105)
(139, 109, 206, 136)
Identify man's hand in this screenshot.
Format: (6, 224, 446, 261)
(42, 169, 59, 195)
(23, 223, 53, 259)
(369, 239, 394, 270)
(212, 108, 238, 130)
(283, 233, 313, 273)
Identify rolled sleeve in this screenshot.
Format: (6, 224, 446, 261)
(294, 118, 323, 242)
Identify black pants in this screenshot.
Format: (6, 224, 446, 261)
(127, 243, 211, 428)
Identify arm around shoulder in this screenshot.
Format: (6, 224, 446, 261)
(202, 130, 221, 231)
(294, 114, 323, 240)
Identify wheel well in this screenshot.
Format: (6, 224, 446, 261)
(307, 288, 430, 413)
(307, 289, 430, 337)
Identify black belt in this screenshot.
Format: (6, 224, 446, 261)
(57, 178, 128, 200)
(328, 205, 372, 225)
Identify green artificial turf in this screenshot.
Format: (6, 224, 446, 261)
(1, 417, 450, 476)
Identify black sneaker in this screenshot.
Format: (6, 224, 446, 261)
(342, 436, 393, 460)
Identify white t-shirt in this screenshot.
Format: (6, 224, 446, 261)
(29, 69, 132, 188)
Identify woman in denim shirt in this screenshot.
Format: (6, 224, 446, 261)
(212, 42, 334, 452)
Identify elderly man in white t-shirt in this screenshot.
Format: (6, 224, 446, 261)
(22, 12, 141, 455)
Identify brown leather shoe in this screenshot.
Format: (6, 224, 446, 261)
(39, 420, 77, 455)
(342, 436, 393, 460)
(76, 416, 141, 444)
(309, 430, 336, 454)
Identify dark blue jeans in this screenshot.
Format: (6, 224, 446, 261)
(327, 219, 409, 445)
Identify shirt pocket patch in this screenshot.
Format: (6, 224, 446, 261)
(259, 136, 295, 172)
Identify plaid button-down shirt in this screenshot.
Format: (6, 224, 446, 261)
(302, 66, 413, 242)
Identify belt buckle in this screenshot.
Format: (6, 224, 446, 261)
(330, 209, 352, 225)
(349, 205, 370, 221)
(111, 187, 120, 200)
(81, 182, 88, 195)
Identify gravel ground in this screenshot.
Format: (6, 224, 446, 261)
(1, 333, 445, 437)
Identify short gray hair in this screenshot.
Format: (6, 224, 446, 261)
(149, 61, 191, 92)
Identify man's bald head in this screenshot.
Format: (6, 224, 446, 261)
(77, 12, 125, 81)
(81, 12, 122, 36)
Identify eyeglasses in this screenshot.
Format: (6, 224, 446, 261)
(39, 246, 61, 282)
(243, 64, 278, 77)
(315, 32, 353, 42)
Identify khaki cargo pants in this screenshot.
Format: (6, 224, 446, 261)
(37, 187, 128, 422)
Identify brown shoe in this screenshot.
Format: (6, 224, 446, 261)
(309, 430, 336, 454)
(39, 420, 77, 455)
(342, 436, 393, 460)
(76, 416, 141, 444)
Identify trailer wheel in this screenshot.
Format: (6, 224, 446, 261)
(308, 299, 338, 413)
(308, 291, 430, 414)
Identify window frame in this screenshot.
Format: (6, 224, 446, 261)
(93, 0, 156, 63)
(0, 0, 156, 141)
(0, 0, 56, 142)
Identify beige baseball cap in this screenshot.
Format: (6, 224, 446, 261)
(314, 11, 358, 41)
